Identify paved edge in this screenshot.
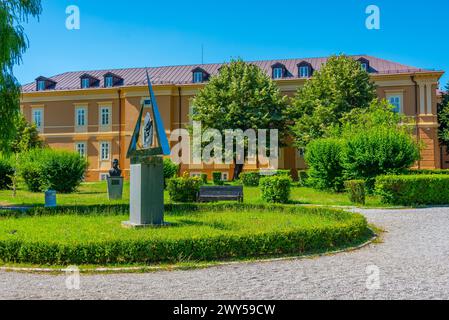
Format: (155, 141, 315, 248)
(0, 229, 378, 275)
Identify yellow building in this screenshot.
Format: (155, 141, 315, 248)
(20, 55, 445, 181)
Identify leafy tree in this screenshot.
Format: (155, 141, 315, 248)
(290, 55, 377, 147)
(0, 0, 42, 152)
(10, 113, 43, 153)
(438, 83, 449, 151)
(192, 59, 289, 180)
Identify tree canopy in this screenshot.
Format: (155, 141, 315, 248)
(438, 83, 449, 151)
(192, 60, 289, 179)
(290, 55, 377, 147)
(0, 0, 42, 152)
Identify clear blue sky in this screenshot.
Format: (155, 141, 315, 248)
(15, 0, 449, 89)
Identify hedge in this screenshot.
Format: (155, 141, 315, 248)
(213, 172, 224, 185)
(0, 156, 13, 190)
(344, 180, 366, 205)
(241, 172, 260, 187)
(167, 174, 202, 203)
(375, 175, 449, 205)
(260, 175, 292, 204)
(0, 204, 370, 265)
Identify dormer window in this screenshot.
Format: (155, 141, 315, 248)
(357, 58, 370, 72)
(192, 67, 209, 84)
(35, 76, 56, 91)
(105, 76, 113, 88)
(271, 63, 286, 79)
(81, 78, 90, 89)
(297, 61, 313, 78)
(80, 74, 100, 89)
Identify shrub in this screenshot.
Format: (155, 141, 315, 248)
(342, 128, 420, 191)
(375, 175, 449, 205)
(298, 170, 309, 187)
(213, 172, 224, 186)
(0, 204, 370, 265)
(167, 174, 202, 203)
(305, 138, 345, 192)
(201, 173, 208, 185)
(19, 149, 88, 193)
(402, 169, 449, 175)
(0, 156, 13, 190)
(241, 172, 260, 187)
(163, 158, 179, 188)
(344, 180, 366, 205)
(260, 175, 292, 204)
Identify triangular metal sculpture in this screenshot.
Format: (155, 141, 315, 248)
(127, 70, 171, 160)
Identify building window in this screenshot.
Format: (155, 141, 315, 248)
(100, 173, 109, 181)
(190, 172, 202, 178)
(37, 81, 46, 91)
(273, 67, 283, 79)
(81, 78, 90, 89)
(100, 142, 110, 161)
(75, 142, 86, 158)
(221, 172, 229, 181)
(387, 94, 402, 113)
(297, 148, 306, 158)
(100, 107, 111, 126)
(299, 66, 309, 78)
(105, 76, 113, 88)
(32, 109, 43, 129)
(361, 63, 368, 71)
(193, 72, 203, 83)
(76, 108, 87, 127)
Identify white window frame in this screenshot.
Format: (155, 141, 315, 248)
(75, 142, 87, 158)
(193, 72, 203, 83)
(299, 66, 309, 78)
(105, 76, 113, 88)
(190, 172, 202, 178)
(75, 106, 87, 127)
(221, 172, 229, 182)
(99, 106, 111, 127)
(273, 67, 283, 79)
(32, 108, 44, 132)
(386, 92, 403, 113)
(100, 173, 109, 181)
(100, 141, 110, 161)
(81, 78, 90, 89)
(361, 63, 368, 72)
(37, 80, 46, 91)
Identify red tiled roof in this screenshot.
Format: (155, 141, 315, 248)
(21, 55, 440, 93)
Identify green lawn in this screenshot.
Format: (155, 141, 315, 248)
(0, 182, 387, 208)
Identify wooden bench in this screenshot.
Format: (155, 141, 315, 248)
(197, 186, 244, 203)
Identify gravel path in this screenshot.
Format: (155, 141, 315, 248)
(1, 207, 449, 300)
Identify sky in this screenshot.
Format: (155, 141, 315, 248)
(14, 0, 449, 89)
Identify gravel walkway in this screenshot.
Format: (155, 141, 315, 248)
(1, 207, 449, 300)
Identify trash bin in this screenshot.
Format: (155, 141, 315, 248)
(45, 190, 57, 208)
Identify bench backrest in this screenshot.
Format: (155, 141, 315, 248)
(199, 186, 243, 196)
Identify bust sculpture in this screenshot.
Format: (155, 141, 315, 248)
(109, 159, 122, 177)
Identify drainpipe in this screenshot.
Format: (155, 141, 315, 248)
(118, 89, 122, 166)
(178, 86, 182, 176)
(411, 75, 421, 169)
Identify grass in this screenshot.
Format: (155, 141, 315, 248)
(0, 181, 389, 208)
(0, 204, 370, 266)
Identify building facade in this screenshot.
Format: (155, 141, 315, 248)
(20, 55, 445, 181)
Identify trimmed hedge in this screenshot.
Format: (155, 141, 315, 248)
(344, 180, 366, 205)
(260, 175, 292, 204)
(0, 156, 13, 190)
(163, 158, 179, 188)
(213, 172, 224, 185)
(241, 172, 260, 187)
(0, 204, 370, 265)
(375, 175, 449, 205)
(402, 169, 449, 175)
(167, 174, 202, 203)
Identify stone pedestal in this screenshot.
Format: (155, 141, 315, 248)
(107, 177, 124, 200)
(123, 156, 165, 227)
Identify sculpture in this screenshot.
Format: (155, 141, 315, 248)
(109, 159, 122, 177)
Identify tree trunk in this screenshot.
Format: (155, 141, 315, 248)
(233, 163, 244, 181)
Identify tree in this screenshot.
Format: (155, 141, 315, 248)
(438, 83, 449, 151)
(290, 55, 377, 147)
(0, 0, 42, 152)
(10, 113, 43, 153)
(192, 60, 289, 180)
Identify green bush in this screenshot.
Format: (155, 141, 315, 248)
(375, 175, 449, 205)
(19, 149, 88, 193)
(201, 173, 208, 184)
(344, 180, 366, 205)
(342, 128, 420, 191)
(305, 138, 345, 192)
(241, 172, 260, 187)
(163, 158, 179, 188)
(0, 156, 13, 190)
(298, 170, 309, 187)
(402, 169, 449, 175)
(167, 174, 202, 203)
(0, 204, 370, 265)
(213, 172, 224, 186)
(260, 175, 292, 204)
